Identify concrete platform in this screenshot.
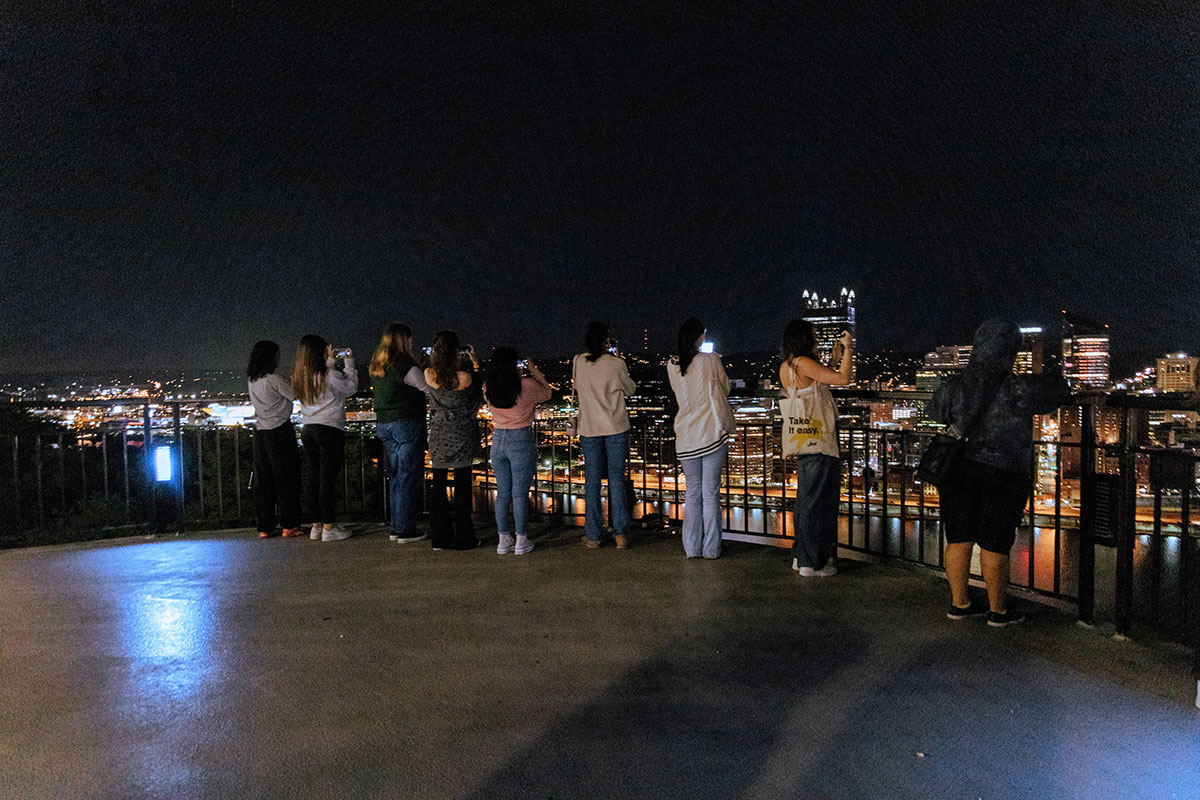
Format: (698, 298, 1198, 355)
(1, 523, 1196, 799)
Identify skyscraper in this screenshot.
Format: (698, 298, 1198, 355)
(1016, 326, 1045, 374)
(800, 288, 856, 377)
(1061, 312, 1110, 389)
(1156, 353, 1198, 393)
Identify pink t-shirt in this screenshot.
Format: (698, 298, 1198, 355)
(486, 369, 553, 429)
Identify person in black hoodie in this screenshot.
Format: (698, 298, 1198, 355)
(930, 319, 1071, 627)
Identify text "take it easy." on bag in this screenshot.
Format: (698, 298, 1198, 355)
(780, 381, 839, 458)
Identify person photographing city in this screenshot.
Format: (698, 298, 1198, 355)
(484, 347, 552, 556)
(293, 334, 359, 542)
(424, 330, 483, 550)
(930, 319, 1070, 627)
(780, 321, 853, 576)
(247, 340, 303, 539)
(369, 322, 430, 544)
(667, 318, 735, 559)
(573, 321, 637, 549)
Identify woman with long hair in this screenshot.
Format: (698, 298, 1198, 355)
(573, 320, 637, 549)
(667, 319, 735, 559)
(370, 323, 430, 544)
(485, 347, 552, 555)
(247, 340, 303, 538)
(293, 333, 359, 542)
(779, 319, 852, 576)
(423, 330, 483, 550)
(930, 319, 1069, 626)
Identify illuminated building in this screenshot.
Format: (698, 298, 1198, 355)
(800, 288, 856, 379)
(1156, 353, 1197, 393)
(915, 345, 971, 391)
(1016, 326, 1044, 374)
(1061, 311, 1110, 389)
(728, 403, 773, 485)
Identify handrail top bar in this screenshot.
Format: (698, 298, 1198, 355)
(5, 389, 1197, 412)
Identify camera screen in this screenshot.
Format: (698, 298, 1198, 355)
(699, 342, 714, 354)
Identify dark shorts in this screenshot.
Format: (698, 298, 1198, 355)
(939, 459, 1028, 554)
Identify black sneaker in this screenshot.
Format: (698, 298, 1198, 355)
(946, 601, 988, 621)
(986, 609, 1026, 628)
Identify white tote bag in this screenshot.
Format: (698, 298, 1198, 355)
(779, 370, 839, 458)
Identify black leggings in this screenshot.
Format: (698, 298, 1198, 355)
(301, 424, 345, 525)
(252, 422, 302, 531)
(429, 466, 474, 548)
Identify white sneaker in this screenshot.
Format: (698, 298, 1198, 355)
(496, 534, 515, 555)
(514, 535, 534, 555)
(321, 526, 352, 542)
(799, 564, 837, 577)
(389, 532, 400, 541)
(394, 533, 427, 544)
(310, 524, 323, 540)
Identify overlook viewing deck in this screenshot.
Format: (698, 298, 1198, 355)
(1, 523, 1197, 799)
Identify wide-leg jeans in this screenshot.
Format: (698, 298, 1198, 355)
(792, 453, 841, 570)
(681, 441, 727, 559)
(300, 423, 345, 525)
(252, 421, 302, 532)
(580, 430, 630, 542)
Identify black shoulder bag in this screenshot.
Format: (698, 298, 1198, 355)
(916, 378, 1003, 487)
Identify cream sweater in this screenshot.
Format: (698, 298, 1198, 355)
(572, 353, 637, 437)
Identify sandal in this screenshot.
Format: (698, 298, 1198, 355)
(280, 528, 304, 538)
(257, 531, 273, 539)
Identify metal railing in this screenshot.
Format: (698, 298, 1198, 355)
(4, 392, 1197, 678)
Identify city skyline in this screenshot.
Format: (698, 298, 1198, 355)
(4, 3, 1199, 371)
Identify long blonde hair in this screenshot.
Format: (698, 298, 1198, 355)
(369, 323, 414, 379)
(292, 334, 328, 405)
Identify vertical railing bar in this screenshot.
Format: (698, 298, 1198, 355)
(144, 402, 157, 534)
(899, 431, 908, 561)
(197, 429, 205, 520)
(1053, 437, 1062, 596)
(216, 428, 224, 518)
(234, 426, 243, 521)
(36, 434, 44, 528)
(102, 432, 109, 501)
(57, 433, 66, 515)
(122, 427, 130, 516)
(12, 436, 21, 530)
(80, 431, 87, 505)
(1152, 484, 1163, 626)
(173, 403, 184, 531)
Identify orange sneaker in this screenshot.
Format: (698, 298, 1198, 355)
(280, 528, 304, 538)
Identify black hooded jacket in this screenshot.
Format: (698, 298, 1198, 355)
(929, 319, 1071, 474)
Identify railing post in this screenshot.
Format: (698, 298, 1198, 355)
(173, 402, 184, 532)
(1114, 404, 1138, 639)
(144, 402, 158, 534)
(1077, 403, 1096, 626)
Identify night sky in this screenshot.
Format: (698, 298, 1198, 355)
(4, 2, 1199, 372)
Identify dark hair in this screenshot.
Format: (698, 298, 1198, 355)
(431, 330, 460, 390)
(584, 321, 610, 363)
(781, 320, 818, 363)
(676, 318, 705, 377)
(485, 346, 522, 409)
(247, 340, 280, 381)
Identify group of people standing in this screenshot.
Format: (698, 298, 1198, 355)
(247, 317, 1066, 627)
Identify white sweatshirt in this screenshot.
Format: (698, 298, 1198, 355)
(572, 353, 637, 437)
(248, 373, 295, 431)
(666, 352, 735, 459)
(298, 357, 359, 430)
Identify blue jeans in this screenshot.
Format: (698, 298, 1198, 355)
(681, 442, 727, 559)
(580, 431, 630, 541)
(793, 454, 841, 569)
(491, 427, 536, 535)
(377, 419, 426, 536)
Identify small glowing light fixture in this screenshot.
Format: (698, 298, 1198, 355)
(154, 445, 174, 482)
